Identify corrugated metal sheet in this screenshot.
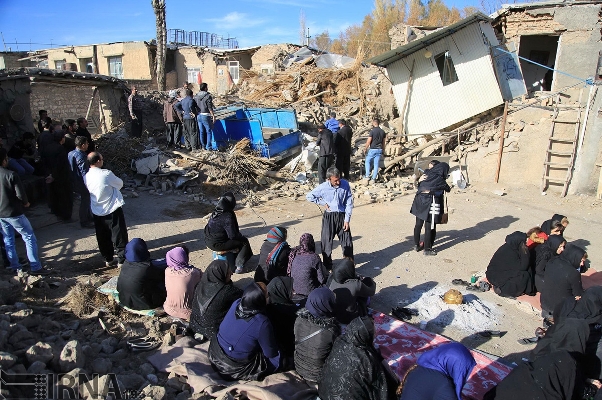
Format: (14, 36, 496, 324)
(387, 21, 504, 135)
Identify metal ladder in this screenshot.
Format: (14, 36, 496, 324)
(540, 107, 581, 197)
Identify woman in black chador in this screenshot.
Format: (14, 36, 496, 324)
(410, 160, 451, 256)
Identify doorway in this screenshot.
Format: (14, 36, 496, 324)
(518, 35, 560, 95)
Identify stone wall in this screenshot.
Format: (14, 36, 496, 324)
(29, 83, 127, 134)
(0, 78, 34, 144)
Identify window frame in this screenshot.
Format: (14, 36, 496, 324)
(54, 59, 66, 71)
(108, 56, 123, 79)
(434, 51, 459, 86)
(228, 60, 240, 84)
(186, 67, 202, 85)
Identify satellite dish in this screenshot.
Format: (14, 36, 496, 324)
(9, 104, 25, 122)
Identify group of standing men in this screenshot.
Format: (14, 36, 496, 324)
(314, 112, 387, 184)
(160, 83, 217, 152)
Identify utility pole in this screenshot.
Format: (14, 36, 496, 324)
(0, 32, 6, 51)
(306, 28, 311, 47)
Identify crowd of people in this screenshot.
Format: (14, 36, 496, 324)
(1, 97, 599, 399)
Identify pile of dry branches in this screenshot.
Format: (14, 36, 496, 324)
(66, 282, 116, 318)
(216, 138, 274, 189)
(95, 127, 145, 176)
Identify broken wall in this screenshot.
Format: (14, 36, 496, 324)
(570, 84, 602, 195)
(45, 42, 154, 81)
(29, 83, 125, 134)
(0, 78, 34, 144)
(495, 4, 602, 96)
(0, 52, 36, 70)
(389, 25, 440, 49)
(251, 44, 301, 73)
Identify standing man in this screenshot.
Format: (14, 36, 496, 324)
(0, 148, 49, 275)
(37, 110, 50, 134)
(335, 119, 352, 180)
(315, 124, 336, 184)
(194, 83, 216, 150)
(76, 117, 95, 152)
(128, 86, 144, 138)
(324, 112, 339, 134)
(363, 118, 386, 184)
(40, 130, 73, 221)
(163, 90, 182, 148)
(175, 89, 200, 151)
(306, 167, 353, 269)
(63, 119, 77, 153)
(85, 152, 129, 267)
(68, 136, 93, 228)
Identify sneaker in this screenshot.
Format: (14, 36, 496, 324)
(30, 267, 51, 276)
(423, 249, 437, 256)
(415, 242, 424, 252)
(105, 259, 118, 268)
(234, 266, 244, 274)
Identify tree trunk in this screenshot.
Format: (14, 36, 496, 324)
(152, 0, 167, 91)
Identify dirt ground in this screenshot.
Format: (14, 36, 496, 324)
(4, 177, 602, 369)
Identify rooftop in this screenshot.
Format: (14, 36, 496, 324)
(366, 12, 491, 67)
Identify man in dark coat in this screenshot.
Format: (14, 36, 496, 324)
(128, 86, 144, 138)
(335, 119, 352, 180)
(40, 131, 73, 221)
(175, 89, 201, 151)
(68, 136, 93, 228)
(76, 117, 95, 153)
(163, 90, 182, 148)
(314, 124, 335, 184)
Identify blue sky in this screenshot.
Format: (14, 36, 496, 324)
(0, 0, 482, 51)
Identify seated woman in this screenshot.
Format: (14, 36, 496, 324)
(328, 258, 376, 324)
(541, 213, 569, 236)
(204, 192, 253, 274)
(288, 233, 328, 297)
(541, 244, 587, 319)
(294, 287, 341, 383)
(266, 276, 304, 370)
(254, 226, 291, 284)
(555, 287, 602, 379)
(484, 351, 593, 400)
(318, 316, 398, 400)
(485, 231, 535, 298)
(6, 133, 35, 175)
(163, 246, 202, 321)
(189, 260, 242, 341)
(398, 343, 476, 400)
(208, 282, 280, 381)
(533, 235, 566, 292)
(117, 238, 167, 310)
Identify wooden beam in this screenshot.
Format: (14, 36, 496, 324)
(85, 87, 98, 120)
(494, 101, 509, 183)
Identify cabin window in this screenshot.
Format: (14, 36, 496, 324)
(435, 51, 458, 86)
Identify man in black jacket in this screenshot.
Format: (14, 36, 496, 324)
(0, 148, 48, 275)
(335, 119, 352, 180)
(315, 124, 335, 184)
(76, 117, 95, 152)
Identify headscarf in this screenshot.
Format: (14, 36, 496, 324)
(267, 276, 294, 305)
(332, 258, 356, 284)
(556, 286, 602, 325)
(531, 318, 589, 360)
(559, 244, 586, 270)
(417, 343, 476, 400)
(235, 282, 267, 320)
(211, 192, 236, 219)
(199, 260, 231, 305)
(541, 213, 566, 235)
(265, 226, 288, 268)
(546, 235, 566, 254)
(166, 247, 190, 271)
(287, 233, 316, 275)
(306, 287, 336, 318)
(418, 161, 450, 192)
(125, 238, 150, 262)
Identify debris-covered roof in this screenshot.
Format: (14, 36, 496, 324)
(0, 67, 127, 87)
(366, 12, 491, 67)
(490, 0, 602, 18)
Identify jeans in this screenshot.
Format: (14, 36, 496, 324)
(0, 214, 42, 271)
(198, 114, 214, 150)
(8, 158, 34, 175)
(365, 148, 382, 180)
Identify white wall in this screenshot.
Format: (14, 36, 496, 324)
(387, 22, 504, 135)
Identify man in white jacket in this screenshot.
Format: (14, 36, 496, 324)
(85, 152, 129, 267)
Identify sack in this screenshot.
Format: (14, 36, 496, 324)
(439, 196, 449, 224)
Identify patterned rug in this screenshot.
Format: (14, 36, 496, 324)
(373, 312, 512, 400)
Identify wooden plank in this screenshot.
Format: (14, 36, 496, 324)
(561, 108, 581, 197)
(495, 101, 509, 183)
(541, 108, 558, 192)
(596, 163, 602, 200)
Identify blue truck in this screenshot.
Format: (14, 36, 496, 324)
(208, 105, 303, 161)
